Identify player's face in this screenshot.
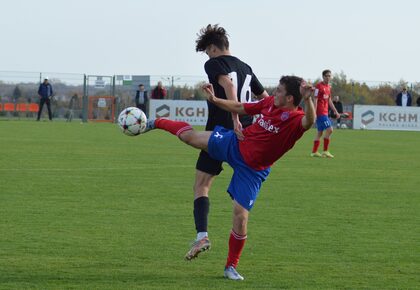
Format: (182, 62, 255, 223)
(274, 84, 292, 106)
(323, 73, 332, 84)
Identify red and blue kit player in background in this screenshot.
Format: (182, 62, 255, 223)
(142, 76, 316, 280)
(311, 69, 340, 158)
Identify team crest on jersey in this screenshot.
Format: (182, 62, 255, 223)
(280, 112, 289, 121)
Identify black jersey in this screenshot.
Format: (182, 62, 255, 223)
(204, 55, 264, 131)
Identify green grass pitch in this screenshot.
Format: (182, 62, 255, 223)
(0, 120, 419, 289)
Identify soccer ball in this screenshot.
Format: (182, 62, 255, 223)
(118, 107, 147, 136)
(360, 124, 367, 130)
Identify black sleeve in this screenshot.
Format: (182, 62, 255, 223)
(250, 73, 265, 96)
(337, 102, 343, 113)
(204, 59, 229, 83)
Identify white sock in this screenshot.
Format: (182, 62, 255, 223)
(196, 232, 208, 241)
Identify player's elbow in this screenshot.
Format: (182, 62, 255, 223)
(302, 117, 315, 130)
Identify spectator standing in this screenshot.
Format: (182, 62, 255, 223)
(67, 93, 79, 122)
(416, 96, 420, 107)
(395, 87, 412, 107)
(151, 81, 167, 99)
(135, 84, 149, 115)
(329, 95, 343, 128)
(37, 77, 54, 121)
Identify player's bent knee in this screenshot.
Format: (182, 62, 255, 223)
(180, 131, 197, 147)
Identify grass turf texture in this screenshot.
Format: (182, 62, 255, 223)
(0, 120, 419, 289)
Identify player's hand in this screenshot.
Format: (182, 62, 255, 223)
(233, 119, 244, 141)
(300, 81, 314, 100)
(202, 83, 216, 102)
(335, 111, 341, 119)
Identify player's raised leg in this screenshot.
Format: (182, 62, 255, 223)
(145, 118, 211, 151)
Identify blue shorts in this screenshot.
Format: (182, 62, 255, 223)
(207, 126, 270, 211)
(316, 115, 332, 131)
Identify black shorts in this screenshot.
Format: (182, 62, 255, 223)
(196, 150, 223, 176)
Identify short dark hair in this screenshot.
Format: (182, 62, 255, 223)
(280, 76, 304, 106)
(138, 84, 144, 87)
(322, 69, 331, 77)
(195, 24, 229, 52)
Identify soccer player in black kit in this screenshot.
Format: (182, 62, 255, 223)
(185, 24, 268, 280)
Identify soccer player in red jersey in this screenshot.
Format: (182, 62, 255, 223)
(311, 69, 340, 158)
(143, 76, 315, 280)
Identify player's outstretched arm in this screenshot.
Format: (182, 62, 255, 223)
(300, 83, 316, 130)
(254, 90, 269, 100)
(202, 84, 246, 115)
(217, 75, 245, 139)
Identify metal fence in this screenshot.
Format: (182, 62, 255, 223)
(0, 70, 418, 122)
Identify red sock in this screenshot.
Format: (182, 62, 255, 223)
(323, 138, 330, 151)
(155, 119, 192, 137)
(225, 230, 247, 268)
(312, 140, 320, 153)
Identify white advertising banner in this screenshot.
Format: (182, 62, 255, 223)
(353, 105, 420, 131)
(149, 100, 208, 125)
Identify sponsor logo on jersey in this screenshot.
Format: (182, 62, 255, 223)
(257, 115, 280, 133)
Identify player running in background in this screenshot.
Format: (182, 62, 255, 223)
(311, 69, 340, 158)
(143, 76, 315, 280)
(187, 24, 269, 260)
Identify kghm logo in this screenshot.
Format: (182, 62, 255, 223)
(361, 110, 374, 125)
(155, 104, 170, 118)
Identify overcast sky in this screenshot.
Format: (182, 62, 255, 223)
(1, 0, 419, 83)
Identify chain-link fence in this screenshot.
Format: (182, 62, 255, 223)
(0, 71, 84, 121)
(1, 71, 419, 122)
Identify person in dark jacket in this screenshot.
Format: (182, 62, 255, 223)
(416, 96, 420, 107)
(395, 87, 412, 107)
(329, 95, 343, 127)
(37, 77, 54, 121)
(135, 84, 148, 115)
(151, 81, 167, 99)
(67, 93, 79, 122)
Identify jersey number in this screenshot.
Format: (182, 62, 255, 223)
(228, 72, 252, 103)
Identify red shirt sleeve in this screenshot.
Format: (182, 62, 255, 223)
(314, 83, 322, 99)
(243, 96, 272, 115)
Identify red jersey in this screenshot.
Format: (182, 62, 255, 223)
(314, 82, 331, 116)
(240, 96, 307, 171)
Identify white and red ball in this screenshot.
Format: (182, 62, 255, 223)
(118, 107, 147, 136)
